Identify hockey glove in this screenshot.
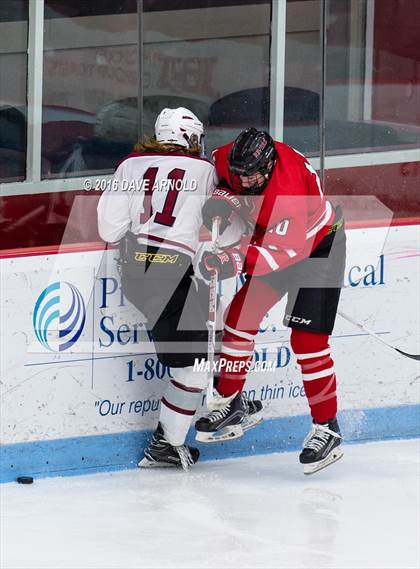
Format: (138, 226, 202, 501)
(202, 187, 242, 233)
(200, 248, 244, 281)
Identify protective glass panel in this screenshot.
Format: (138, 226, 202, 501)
(324, 0, 420, 218)
(0, 1, 28, 183)
(41, 0, 138, 179)
(143, 0, 271, 155)
(325, 0, 420, 155)
(284, 0, 322, 156)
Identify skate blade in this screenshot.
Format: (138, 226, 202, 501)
(242, 414, 263, 433)
(303, 447, 344, 475)
(195, 424, 243, 443)
(195, 414, 263, 443)
(138, 457, 180, 469)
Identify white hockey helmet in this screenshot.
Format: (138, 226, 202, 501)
(154, 107, 204, 149)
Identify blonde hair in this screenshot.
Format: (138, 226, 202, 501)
(134, 136, 201, 157)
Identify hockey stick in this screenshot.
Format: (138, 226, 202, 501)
(337, 309, 420, 361)
(205, 217, 238, 410)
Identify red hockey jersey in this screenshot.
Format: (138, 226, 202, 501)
(213, 141, 335, 276)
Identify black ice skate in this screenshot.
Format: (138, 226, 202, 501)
(300, 418, 343, 475)
(195, 392, 263, 443)
(138, 423, 200, 472)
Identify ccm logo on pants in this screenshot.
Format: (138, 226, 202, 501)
(285, 315, 312, 325)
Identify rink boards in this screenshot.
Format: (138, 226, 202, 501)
(1, 224, 419, 481)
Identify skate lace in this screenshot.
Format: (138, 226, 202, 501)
(206, 392, 249, 423)
(175, 445, 194, 472)
(303, 423, 341, 452)
(151, 432, 166, 447)
(206, 403, 232, 423)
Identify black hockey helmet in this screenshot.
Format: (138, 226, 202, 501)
(228, 128, 276, 184)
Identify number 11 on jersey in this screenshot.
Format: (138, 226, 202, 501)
(140, 167, 186, 227)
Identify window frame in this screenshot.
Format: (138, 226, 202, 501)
(0, 0, 419, 200)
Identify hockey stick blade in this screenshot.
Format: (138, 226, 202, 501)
(395, 348, 420, 361)
(338, 309, 420, 361)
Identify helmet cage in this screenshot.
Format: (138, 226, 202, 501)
(228, 128, 276, 193)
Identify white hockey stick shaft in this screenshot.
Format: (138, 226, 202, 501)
(337, 309, 420, 361)
(206, 217, 221, 407)
(337, 309, 394, 349)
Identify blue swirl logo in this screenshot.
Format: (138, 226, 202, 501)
(33, 282, 86, 351)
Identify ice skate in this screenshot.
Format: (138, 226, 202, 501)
(300, 418, 343, 474)
(138, 423, 200, 471)
(195, 392, 263, 443)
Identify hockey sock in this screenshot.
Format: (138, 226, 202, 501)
(160, 380, 202, 446)
(290, 329, 337, 423)
(216, 325, 254, 396)
(217, 277, 281, 397)
(160, 367, 207, 446)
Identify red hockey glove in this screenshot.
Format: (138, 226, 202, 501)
(199, 248, 244, 281)
(202, 187, 243, 233)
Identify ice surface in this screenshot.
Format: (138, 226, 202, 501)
(1, 439, 419, 569)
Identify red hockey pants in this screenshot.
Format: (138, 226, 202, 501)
(217, 277, 337, 423)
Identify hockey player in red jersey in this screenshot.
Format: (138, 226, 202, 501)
(195, 128, 346, 474)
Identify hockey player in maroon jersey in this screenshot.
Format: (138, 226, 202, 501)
(195, 128, 346, 474)
(98, 107, 217, 470)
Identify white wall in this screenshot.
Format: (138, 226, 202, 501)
(1, 224, 419, 447)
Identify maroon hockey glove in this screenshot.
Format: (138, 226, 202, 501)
(200, 248, 244, 281)
(202, 187, 243, 233)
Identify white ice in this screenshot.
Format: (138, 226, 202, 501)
(1, 439, 419, 569)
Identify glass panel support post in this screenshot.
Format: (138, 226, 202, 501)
(363, 0, 375, 121)
(320, 0, 328, 187)
(269, 0, 286, 142)
(26, 0, 45, 183)
(137, 0, 143, 144)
